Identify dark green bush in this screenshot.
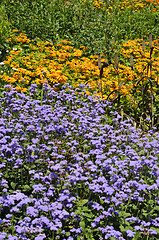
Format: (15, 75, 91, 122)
(0, 4, 11, 61)
(2, 0, 159, 56)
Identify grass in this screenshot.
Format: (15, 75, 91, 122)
(0, 0, 159, 239)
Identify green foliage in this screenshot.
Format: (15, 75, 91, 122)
(0, 4, 11, 62)
(1, 0, 159, 56)
(0, 4, 11, 46)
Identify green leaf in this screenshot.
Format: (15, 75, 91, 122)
(78, 199, 89, 206)
(23, 185, 31, 191)
(153, 206, 159, 211)
(120, 212, 131, 218)
(133, 231, 142, 240)
(22, 44, 30, 48)
(73, 211, 81, 215)
(11, 182, 17, 190)
(31, 164, 36, 169)
(84, 212, 93, 218)
(79, 221, 85, 228)
(65, 232, 70, 237)
(120, 226, 125, 232)
(120, 225, 132, 232)
(82, 206, 90, 212)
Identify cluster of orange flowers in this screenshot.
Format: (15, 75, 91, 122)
(71, 37, 159, 100)
(91, 0, 158, 12)
(119, 0, 158, 12)
(92, 0, 105, 9)
(0, 31, 158, 102)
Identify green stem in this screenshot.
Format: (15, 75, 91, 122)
(41, 87, 43, 106)
(41, 88, 44, 129)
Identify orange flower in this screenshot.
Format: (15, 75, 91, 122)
(12, 29, 19, 33)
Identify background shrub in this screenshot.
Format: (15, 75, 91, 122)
(0, 4, 11, 62)
(2, 0, 159, 56)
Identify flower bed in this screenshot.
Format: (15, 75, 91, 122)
(0, 83, 159, 239)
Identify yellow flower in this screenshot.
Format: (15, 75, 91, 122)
(12, 29, 19, 33)
(73, 49, 82, 57)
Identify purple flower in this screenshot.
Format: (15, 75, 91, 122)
(98, 225, 122, 239)
(134, 226, 143, 231)
(92, 202, 104, 211)
(126, 230, 135, 237)
(10, 206, 20, 212)
(148, 229, 157, 235)
(0, 82, 159, 240)
(32, 138, 39, 144)
(0, 180, 8, 187)
(32, 184, 46, 193)
(141, 221, 151, 227)
(26, 206, 39, 217)
(70, 227, 82, 233)
(15, 225, 24, 234)
(125, 217, 137, 222)
(0, 232, 7, 240)
(8, 235, 18, 240)
(34, 234, 46, 240)
(91, 222, 96, 227)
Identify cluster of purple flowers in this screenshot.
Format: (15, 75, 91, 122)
(0, 83, 159, 239)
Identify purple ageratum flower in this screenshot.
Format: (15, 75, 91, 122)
(32, 184, 47, 193)
(67, 237, 74, 240)
(15, 225, 24, 234)
(102, 185, 114, 196)
(32, 138, 39, 144)
(12, 191, 28, 201)
(0, 163, 6, 169)
(134, 226, 143, 231)
(16, 197, 33, 208)
(7, 235, 18, 240)
(29, 84, 38, 95)
(98, 225, 122, 239)
(31, 216, 50, 228)
(126, 230, 135, 237)
(70, 227, 82, 233)
(21, 225, 43, 234)
(125, 216, 137, 222)
(14, 158, 23, 168)
(0, 180, 8, 187)
(4, 85, 12, 89)
(0, 232, 7, 240)
(48, 218, 63, 231)
(141, 221, 151, 227)
(91, 222, 96, 228)
(1, 83, 159, 239)
(15, 148, 23, 155)
(26, 206, 39, 217)
(92, 202, 104, 211)
(10, 206, 20, 212)
(33, 173, 41, 180)
(34, 234, 46, 240)
(23, 217, 32, 223)
(148, 229, 157, 235)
